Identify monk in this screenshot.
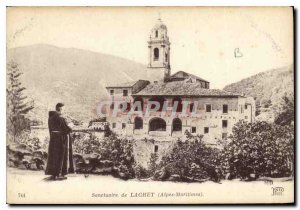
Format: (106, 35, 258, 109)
(45, 103, 74, 180)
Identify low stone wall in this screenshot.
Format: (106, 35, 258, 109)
(133, 138, 175, 168)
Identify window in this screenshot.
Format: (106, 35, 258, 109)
(245, 116, 248, 119)
(110, 103, 115, 110)
(154, 145, 158, 153)
(123, 89, 128, 96)
(149, 118, 166, 131)
(172, 118, 182, 132)
(134, 117, 143, 130)
(122, 123, 126, 129)
(204, 127, 209, 134)
(112, 123, 116, 129)
(190, 103, 195, 112)
(154, 48, 159, 60)
(222, 133, 227, 140)
(245, 104, 248, 109)
(223, 104, 228, 114)
(206, 104, 212, 112)
(155, 30, 158, 38)
(240, 105, 244, 114)
(110, 89, 114, 95)
(119, 102, 131, 112)
(191, 127, 196, 133)
(165, 53, 168, 62)
(222, 120, 228, 128)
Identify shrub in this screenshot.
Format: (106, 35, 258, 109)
(72, 132, 135, 180)
(220, 121, 294, 179)
(7, 132, 47, 170)
(158, 132, 222, 182)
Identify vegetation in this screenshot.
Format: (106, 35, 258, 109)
(7, 132, 48, 171)
(153, 132, 221, 182)
(7, 61, 34, 142)
(274, 95, 294, 126)
(220, 121, 294, 179)
(224, 65, 293, 122)
(71, 132, 135, 180)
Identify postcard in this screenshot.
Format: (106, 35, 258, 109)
(6, 6, 294, 204)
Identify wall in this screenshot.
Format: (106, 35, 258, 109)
(133, 138, 175, 168)
(107, 96, 254, 143)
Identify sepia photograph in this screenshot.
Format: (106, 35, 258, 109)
(6, 6, 294, 204)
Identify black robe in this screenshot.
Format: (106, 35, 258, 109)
(45, 111, 75, 176)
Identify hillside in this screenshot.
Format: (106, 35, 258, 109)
(7, 44, 148, 124)
(223, 65, 294, 122)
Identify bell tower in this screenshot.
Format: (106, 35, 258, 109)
(147, 18, 171, 82)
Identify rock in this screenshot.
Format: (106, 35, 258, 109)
(153, 167, 170, 181)
(73, 153, 85, 164)
(93, 167, 113, 174)
(225, 173, 232, 180)
(33, 150, 47, 160)
(99, 160, 113, 167)
(8, 143, 32, 155)
(167, 174, 181, 182)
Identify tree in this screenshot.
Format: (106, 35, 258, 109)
(148, 153, 158, 176)
(220, 121, 294, 179)
(159, 132, 221, 182)
(275, 95, 294, 126)
(7, 61, 34, 142)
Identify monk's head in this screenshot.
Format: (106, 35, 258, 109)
(55, 103, 64, 114)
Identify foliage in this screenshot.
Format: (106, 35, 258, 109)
(220, 121, 294, 179)
(7, 61, 34, 142)
(148, 153, 159, 177)
(7, 134, 47, 171)
(72, 132, 101, 154)
(158, 132, 222, 182)
(72, 132, 135, 180)
(134, 165, 151, 179)
(274, 95, 294, 126)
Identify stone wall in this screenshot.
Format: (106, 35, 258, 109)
(133, 139, 175, 168)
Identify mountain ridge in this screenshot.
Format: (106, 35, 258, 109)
(223, 65, 294, 122)
(7, 44, 148, 124)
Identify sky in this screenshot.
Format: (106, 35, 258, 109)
(7, 7, 293, 89)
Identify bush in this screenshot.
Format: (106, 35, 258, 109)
(7, 132, 47, 170)
(134, 165, 150, 179)
(157, 132, 222, 182)
(72, 132, 135, 180)
(220, 121, 294, 179)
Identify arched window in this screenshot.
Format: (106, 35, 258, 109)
(165, 53, 168, 62)
(172, 118, 182, 132)
(154, 48, 159, 60)
(149, 118, 166, 131)
(155, 30, 158, 38)
(134, 117, 143, 130)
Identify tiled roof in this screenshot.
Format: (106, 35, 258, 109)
(106, 80, 148, 88)
(167, 71, 209, 83)
(133, 81, 241, 97)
